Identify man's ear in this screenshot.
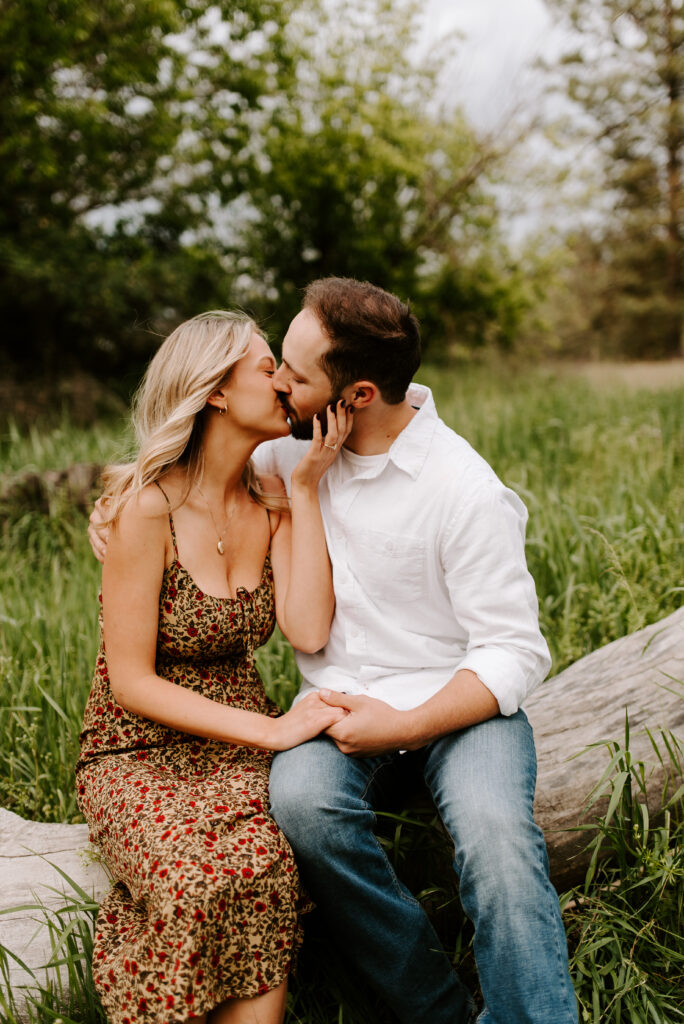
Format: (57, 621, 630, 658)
(343, 381, 377, 409)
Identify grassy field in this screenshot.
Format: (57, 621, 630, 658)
(0, 363, 682, 1022)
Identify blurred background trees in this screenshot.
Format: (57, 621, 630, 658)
(0, 0, 297, 378)
(0, 0, 682, 383)
(544, 0, 683, 359)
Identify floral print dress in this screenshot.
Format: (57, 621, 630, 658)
(76, 497, 306, 1024)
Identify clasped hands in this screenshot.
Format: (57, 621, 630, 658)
(316, 689, 415, 758)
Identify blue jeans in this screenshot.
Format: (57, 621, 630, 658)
(269, 710, 577, 1024)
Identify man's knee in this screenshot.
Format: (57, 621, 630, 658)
(269, 740, 342, 837)
(269, 739, 373, 855)
(269, 746, 315, 832)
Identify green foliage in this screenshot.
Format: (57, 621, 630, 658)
(421, 365, 684, 673)
(563, 717, 684, 1021)
(0, 867, 107, 1024)
(0, 0, 295, 376)
(545, 0, 684, 358)
(238, 0, 528, 352)
(0, 0, 534, 378)
(1, 371, 682, 822)
(0, 369, 682, 1021)
(0, 507, 103, 822)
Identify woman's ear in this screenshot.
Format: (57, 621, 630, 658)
(206, 389, 228, 414)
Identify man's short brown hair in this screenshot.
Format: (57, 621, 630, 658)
(303, 277, 421, 404)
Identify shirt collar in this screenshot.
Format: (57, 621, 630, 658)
(387, 383, 438, 479)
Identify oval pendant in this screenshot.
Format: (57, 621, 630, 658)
(217, 540, 225, 555)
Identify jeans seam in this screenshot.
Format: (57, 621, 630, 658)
(360, 757, 424, 909)
(358, 756, 392, 804)
(531, 829, 578, 1022)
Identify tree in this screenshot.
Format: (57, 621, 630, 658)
(0, 0, 534, 379)
(0, 0, 294, 376)
(232, 0, 532, 353)
(545, 0, 683, 358)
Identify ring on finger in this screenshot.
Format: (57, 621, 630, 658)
(323, 442, 337, 450)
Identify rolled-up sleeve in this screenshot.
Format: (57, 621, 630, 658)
(440, 481, 551, 715)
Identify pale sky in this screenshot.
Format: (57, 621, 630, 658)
(421, 0, 554, 130)
(416, 0, 581, 241)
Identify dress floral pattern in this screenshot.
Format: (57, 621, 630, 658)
(76, 503, 306, 1024)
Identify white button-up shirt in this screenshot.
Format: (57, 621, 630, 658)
(252, 384, 551, 716)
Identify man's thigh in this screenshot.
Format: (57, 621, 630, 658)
(269, 736, 395, 838)
(422, 710, 539, 866)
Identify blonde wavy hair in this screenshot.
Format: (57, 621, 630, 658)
(102, 310, 282, 525)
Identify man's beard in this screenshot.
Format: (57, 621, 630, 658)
(280, 394, 342, 440)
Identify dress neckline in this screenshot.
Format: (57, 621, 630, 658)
(163, 551, 272, 603)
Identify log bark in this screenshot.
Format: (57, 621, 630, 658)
(0, 808, 110, 1016)
(527, 605, 684, 889)
(0, 462, 102, 513)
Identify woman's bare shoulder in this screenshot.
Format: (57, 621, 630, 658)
(258, 473, 287, 498)
(114, 482, 170, 539)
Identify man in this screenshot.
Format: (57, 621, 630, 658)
(91, 278, 577, 1023)
(256, 278, 577, 1024)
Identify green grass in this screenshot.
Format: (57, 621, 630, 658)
(562, 717, 684, 1022)
(1, 364, 682, 1022)
(418, 365, 684, 672)
(0, 867, 107, 1024)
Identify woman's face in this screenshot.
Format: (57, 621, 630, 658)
(222, 332, 291, 441)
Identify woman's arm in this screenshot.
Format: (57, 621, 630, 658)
(269, 402, 352, 653)
(102, 486, 345, 749)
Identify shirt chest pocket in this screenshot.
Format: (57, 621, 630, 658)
(346, 528, 427, 604)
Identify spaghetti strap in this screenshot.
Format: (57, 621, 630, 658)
(154, 481, 179, 561)
(266, 506, 279, 543)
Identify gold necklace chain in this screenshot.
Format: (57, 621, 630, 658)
(196, 484, 241, 556)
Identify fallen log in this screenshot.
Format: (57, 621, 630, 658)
(0, 809, 109, 1016)
(0, 607, 682, 1015)
(0, 462, 102, 514)
(527, 605, 684, 889)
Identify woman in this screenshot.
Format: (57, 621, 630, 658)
(76, 310, 352, 1024)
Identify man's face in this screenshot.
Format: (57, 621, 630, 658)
(273, 309, 340, 439)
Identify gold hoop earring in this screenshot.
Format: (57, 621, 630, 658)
(219, 405, 227, 415)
